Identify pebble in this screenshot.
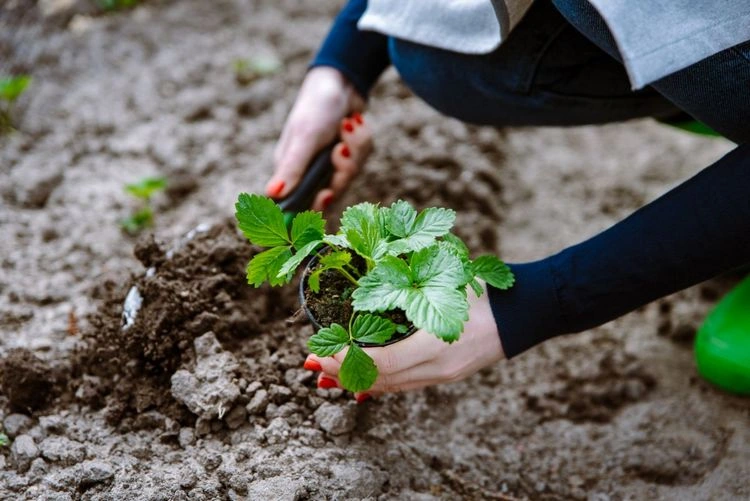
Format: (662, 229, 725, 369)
(264, 417, 291, 445)
(79, 460, 115, 486)
(3, 414, 32, 438)
(11, 434, 39, 471)
(314, 403, 356, 435)
(40, 436, 86, 466)
(224, 405, 247, 430)
(245, 389, 269, 415)
(38, 415, 67, 435)
(28, 457, 48, 482)
(268, 384, 293, 404)
(244, 381, 263, 396)
(178, 427, 196, 448)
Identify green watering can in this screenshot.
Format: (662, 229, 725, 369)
(694, 274, 750, 395)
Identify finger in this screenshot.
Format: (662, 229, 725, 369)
(269, 129, 327, 199)
(363, 330, 444, 376)
(317, 372, 341, 390)
(340, 116, 373, 163)
(309, 350, 344, 378)
(327, 141, 360, 199)
(311, 188, 335, 212)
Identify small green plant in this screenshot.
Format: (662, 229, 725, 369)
(0, 432, 8, 447)
(235, 194, 514, 392)
(232, 55, 282, 85)
(121, 176, 167, 234)
(0, 75, 32, 134)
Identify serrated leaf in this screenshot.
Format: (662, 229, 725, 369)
(308, 269, 322, 292)
(405, 286, 467, 342)
(125, 177, 167, 200)
(277, 240, 321, 278)
(291, 211, 325, 249)
(351, 314, 396, 344)
(235, 193, 290, 247)
(339, 344, 378, 392)
(410, 246, 466, 289)
(441, 232, 469, 259)
(469, 278, 484, 297)
(387, 205, 456, 254)
(246, 246, 292, 287)
(351, 256, 412, 312)
(320, 250, 351, 268)
(308, 324, 350, 357)
(386, 200, 417, 238)
(341, 202, 385, 260)
(472, 255, 515, 290)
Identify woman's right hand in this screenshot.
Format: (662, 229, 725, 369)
(266, 66, 373, 211)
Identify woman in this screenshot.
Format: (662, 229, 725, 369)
(266, 0, 750, 400)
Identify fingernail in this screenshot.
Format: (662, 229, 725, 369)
(303, 359, 322, 371)
(341, 144, 350, 158)
(318, 376, 338, 389)
(353, 112, 363, 125)
(355, 393, 372, 404)
(342, 119, 354, 133)
(266, 180, 285, 197)
(322, 192, 334, 210)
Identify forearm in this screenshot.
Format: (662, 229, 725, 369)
(311, 0, 391, 99)
(490, 144, 750, 357)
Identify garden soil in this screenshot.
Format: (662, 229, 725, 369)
(1, 1, 748, 499)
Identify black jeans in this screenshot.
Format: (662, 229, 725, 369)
(389, 0, 750, 144)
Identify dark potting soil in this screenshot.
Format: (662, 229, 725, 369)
(0, 348, 62, 413)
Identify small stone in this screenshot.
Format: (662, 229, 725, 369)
(178, 427, 196, 448)
(133, 410, 166, 430)
(79, 460, 114, 486)
(297, 427, 325, 447)
(38, 415, 67, 435)
(244, 381, 262, 395)
(224, 406, 247, 430)
(11, 434, 39, 471)
(40, 436, 86, 466)
(268, 384, 293, 404)
(245, 389, 269, 415)
(195, 416, 211, 436)
(3, 413, 32, 438)
(264, 417, 291, 445)
(266, 402, 299, 420)
(28, 457, 47, 482)
(314, 403, 356, 435)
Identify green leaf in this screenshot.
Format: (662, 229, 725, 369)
(323, 233, 349, 249)
(351, 314, 396, 344)
(291, 211, 325, 249)
(120, 206, 154, 234)
(124, 176, 167, 200)
(320, 250, 351, 269)
(0, 75, 31, 102)
(340, 202, 385, 260)
(386, 200, 417, 238)
(308, 269, 322, 293)
(276, 240, 322, 278)
(472, 255, 515, 290)
(387, 205, 456, 255)
(0, 433, 9, 447)
(410, 246, 466, 289)
(235, 193, 290, 247)
(469, 278, 484, 297)
(339, 344, 378, 392)
(351, 256, 412, 312)
(441, 232, 469, 259)
(307, 324, 350, 357)
(246, 246, 292, 287)
(405, 286, 468, 342)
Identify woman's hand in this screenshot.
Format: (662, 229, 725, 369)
(266, 66, 373, 211)
(303, 282, 506, 401)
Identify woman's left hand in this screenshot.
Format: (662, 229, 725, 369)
(303, 282, 506, 401)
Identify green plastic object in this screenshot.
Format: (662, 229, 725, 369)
(694, 275, 750, 395)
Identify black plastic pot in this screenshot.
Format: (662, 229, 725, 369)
(299, 250, 416, 348)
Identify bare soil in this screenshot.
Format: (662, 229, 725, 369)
(1, 1, 748, 500)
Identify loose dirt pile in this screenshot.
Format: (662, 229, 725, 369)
(1, 0, 747, 500)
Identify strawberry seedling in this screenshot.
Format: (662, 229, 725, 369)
(235, 194, 514, 392)
(121, 176, 167, 235)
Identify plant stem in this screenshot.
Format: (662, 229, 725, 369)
(337, 267, 359, 287)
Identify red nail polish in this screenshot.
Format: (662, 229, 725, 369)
(303, 359, 322, 371)
(353, 112, 363, 125)
(343, 120, 354, 133)
(322, 193, 334, 210)
(355, 393, 372, 404)
(341, 144, 350, 158)
(267, 180, 285, 197)
(318, 377, 338, 389)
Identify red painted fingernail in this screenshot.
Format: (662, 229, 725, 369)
(266, 180, 285, 197)
(353, 112, 363, 125)
(343, 120, 354, 133)
(355, 393, 372, 404)
(303, 359, 322, 371)
(322, 192, 334, 210)
(341, 144, 350, 158)
(318, 377, 338, 389)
